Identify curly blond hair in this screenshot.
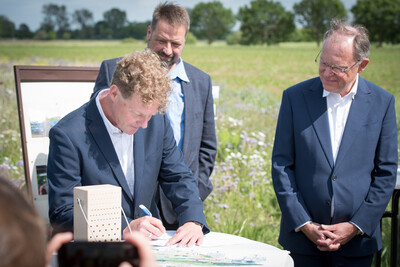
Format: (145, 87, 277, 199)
(111, 50, 171, 113)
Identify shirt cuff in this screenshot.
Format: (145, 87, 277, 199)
(350, 221, 364, 235)
(295, 221, 311, 232)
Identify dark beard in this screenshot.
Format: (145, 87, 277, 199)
(157, 52, 175, 69)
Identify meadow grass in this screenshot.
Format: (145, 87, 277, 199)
(0, 40, 399, 266)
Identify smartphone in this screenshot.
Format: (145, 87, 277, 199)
(58, 241, 139, 267)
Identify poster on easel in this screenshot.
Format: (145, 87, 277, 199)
(14, 66, 99, 224)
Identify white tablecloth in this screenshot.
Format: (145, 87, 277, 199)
(51, 231, 293, 267)
(151, 231, 293, 267)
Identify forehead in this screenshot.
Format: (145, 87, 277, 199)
(321, 34, 355, 61)
(124, 93, 159, 114)
(153, 19, 186, 40)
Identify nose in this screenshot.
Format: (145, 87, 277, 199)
(323, 66, 335, 76)
(163, 42, 172, 55)
(138, 116, 151, 129)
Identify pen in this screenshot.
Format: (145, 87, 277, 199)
(139, 204, 152, 216)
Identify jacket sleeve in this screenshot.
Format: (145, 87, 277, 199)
(350, 94, 398, 237)
(271, 89, 313, 231)
(47, 125, 81, 232)
(158, 115, 210, 233)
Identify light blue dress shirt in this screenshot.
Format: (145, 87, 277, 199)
(166, 58, 189, 150)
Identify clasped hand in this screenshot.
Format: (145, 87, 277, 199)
(123, 216, 204, 247)
(300, 222, 359, 252)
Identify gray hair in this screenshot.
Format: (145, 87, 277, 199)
(323, 18, 370, 61)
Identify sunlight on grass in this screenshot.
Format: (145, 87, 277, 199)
(0, 40, 398, 265)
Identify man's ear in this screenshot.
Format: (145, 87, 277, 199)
(146, 25, 152, 41)
(358, 58, 369, 74)
(109, 84, 119, 100)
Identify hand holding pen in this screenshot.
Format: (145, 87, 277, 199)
(124, 204, 205, 247)
(123, 204, 165, 239)
(139, 204, 152, 217)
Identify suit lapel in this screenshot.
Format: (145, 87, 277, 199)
(86, 98, 133, 201)
(334, 78, 372, 169)
(133, 128, 145, 202)
(303, 79, 334, 169)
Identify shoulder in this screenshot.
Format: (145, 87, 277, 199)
(101, 57, 123, 66)
(183, 61, 211, 80)
(284, 77, 321, 95)
(52, 99, 93, 130)
(359, 77, 394, 99)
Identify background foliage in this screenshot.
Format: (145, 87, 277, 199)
(351, 0, 400, 47)
(293, 0, 347, 46)
(238, 0, 295, 45)
(1, 0, 400, 46)
(0, 40, 399, 266)
(190, 1, 236, 44)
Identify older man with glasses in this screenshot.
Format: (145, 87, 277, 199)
(272, 18, 398, 267)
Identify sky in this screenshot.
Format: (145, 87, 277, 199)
(0, 0, 357, 31)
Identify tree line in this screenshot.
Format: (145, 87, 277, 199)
(1, 0, 399, 47)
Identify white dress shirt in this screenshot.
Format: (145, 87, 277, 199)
(323, 75, 363, 234)
(324, 75, 359, 163)
(96, 89, 135, 196)
(295, 75, 361, 232)
(166, 57, 189, 150)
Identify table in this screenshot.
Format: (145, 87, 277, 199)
(152, 231, 294, 267)
(51, 231, 294, 267)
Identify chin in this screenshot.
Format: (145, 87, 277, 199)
(322, 84, 334, 92)
(126, 128, 138, 135)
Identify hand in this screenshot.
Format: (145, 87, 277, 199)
(165, 221, 204, 247)
(46, 232, 73, 267)
(123, 216, 165, 240)
(300, 222, 340, 251)
(121, 232, 158, 267)
(319, 222, 359, 248)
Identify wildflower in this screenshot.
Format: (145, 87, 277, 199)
(212, 213, 220, 223)
(218, 204, 229, 209)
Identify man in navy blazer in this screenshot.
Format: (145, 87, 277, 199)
(48, 50, 208, 246)
(93, 3, 216, 229)
(272, 19, 398, 266)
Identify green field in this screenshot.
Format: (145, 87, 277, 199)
(0, 40, 399, 266)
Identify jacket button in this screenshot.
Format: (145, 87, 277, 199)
(332, 175, 337, 181)
(326, 201, 331, 206)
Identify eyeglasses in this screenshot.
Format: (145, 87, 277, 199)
(315, 50, 361, 75)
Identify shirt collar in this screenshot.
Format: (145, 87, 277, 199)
(323, 74, 359, 99)
(96, 89, 123, 135)
(168, 57, 189, 83)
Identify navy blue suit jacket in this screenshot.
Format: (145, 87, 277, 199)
(48, 96, 209, 233)
(272, 76, 398, 257)
(93, 58, 216, 225)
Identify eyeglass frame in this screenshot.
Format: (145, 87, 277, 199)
(315, 50, 362, 74)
